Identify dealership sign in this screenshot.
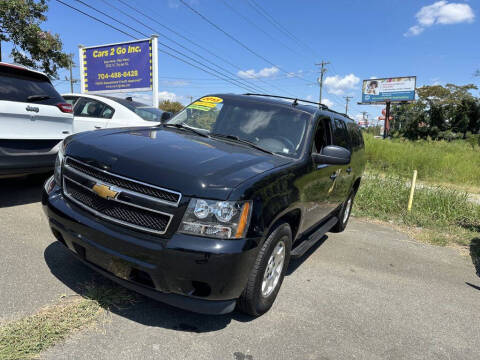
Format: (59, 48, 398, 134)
(361, 76, 416, 103)
(79, 37, 159, 105)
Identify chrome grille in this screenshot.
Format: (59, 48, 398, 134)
(65, 157, 181, 206)
(62, 157, 177, 235)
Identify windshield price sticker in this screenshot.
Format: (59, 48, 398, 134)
(193, 101, 217, 108)
(200, 96, 223, 103)
(188, 104, 211, 111)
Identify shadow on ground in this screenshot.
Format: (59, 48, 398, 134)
(286, 235, 328, 275)
(0, 173, 50, 208)
(44, 241, 255, 333)
(470, 237, 480, 277)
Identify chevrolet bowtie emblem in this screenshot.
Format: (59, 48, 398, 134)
(92, 184, 118, 199)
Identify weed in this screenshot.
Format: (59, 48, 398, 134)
(0, 282, 136, 360)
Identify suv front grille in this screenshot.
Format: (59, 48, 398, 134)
(64, 178, 171, 233)
(65, 157, 181, 206)
(62, 157, 177, 235)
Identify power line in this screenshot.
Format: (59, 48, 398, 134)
(110, 0, 271, 94)
(71, 0, 262, 93)
(117, 0, 271, 87)
(178, 0, 315, 87)
(56, 0, 136, 38)
(56, 0, 270, 93)
(76, 0, 262, 93)
(219, 0, 304, 59)
(246, 0, 319, 58)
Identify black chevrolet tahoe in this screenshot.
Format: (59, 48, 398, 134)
(42, 94, 365, 316)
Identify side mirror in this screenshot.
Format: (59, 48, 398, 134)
(161, 111, 173, 123)
(313, 145, 351, 165)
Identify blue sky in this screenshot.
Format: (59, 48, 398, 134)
(3, 0, 479, 121)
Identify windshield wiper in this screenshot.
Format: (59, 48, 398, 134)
(210, 133, 275, 155)
(27, 94, 51, 102)
(163, 123, 209, 138)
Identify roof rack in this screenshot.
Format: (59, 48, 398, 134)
(243, 93, 329, 110)
(243, 93, 354, 120)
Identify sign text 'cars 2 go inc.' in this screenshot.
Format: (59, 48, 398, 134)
(79, 39, 153, 93)
(361, 76, 416, 103)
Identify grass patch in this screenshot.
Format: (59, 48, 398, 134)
(353, 174, 480, 247)
(364, 134, 480, 188)
(0, 282, 136, 360)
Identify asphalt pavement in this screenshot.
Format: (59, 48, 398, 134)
(1, 176, 479, 360)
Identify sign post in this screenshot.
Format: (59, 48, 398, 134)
(78, 36, 159, 106)
(151, 35, 159, 108)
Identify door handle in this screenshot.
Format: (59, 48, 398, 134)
(346, 167, 352, 173)
(330, 173, 337, 181)
(94, 125, 102, 129)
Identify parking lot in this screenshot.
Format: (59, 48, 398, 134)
(1, 175, 479, 360)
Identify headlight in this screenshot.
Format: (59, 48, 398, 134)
(54, 140, 65, 186)
(179, 199, 252, 239)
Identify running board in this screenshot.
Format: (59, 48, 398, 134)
(290, 217, 338, 259)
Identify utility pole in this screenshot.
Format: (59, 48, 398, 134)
(66, 54, 78, 93)
(344, 96, 353, 115)
(315, 60, 330, 107)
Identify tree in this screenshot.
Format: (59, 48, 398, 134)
(0, 0, 70, 78)
(392, 83, 480, 140)
(159, 100, 184, 114)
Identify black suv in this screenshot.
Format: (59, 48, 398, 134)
(43, 94, 365, 316)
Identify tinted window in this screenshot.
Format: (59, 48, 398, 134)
(313, 116, 332, 153)
(347, 122, 364, 149)
(74, 98, 114, 119)
(0, 67, 63, 105)
(168, 98, 311, 158)
(333, 119, 350, 149)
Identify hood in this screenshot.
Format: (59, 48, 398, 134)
(65, 127, 291, 199)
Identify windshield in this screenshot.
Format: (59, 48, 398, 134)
(166, 96, 311, 157)
(134, 107, 164, 122)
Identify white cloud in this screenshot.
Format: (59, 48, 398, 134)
(324, 74, 360, 95)
(158, 91, 179, 102)
(405, 1, 474, 36)
(238, 66, 279, 79)
(321, 98, 334, 108)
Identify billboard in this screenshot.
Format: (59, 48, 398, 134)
(361, 76, 416, 103)
(79, 39, 153, 94)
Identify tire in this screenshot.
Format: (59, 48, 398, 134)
(237, 223, 292, 317)
(330, 189, 356, 233)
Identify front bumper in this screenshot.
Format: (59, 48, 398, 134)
(42, 183, 260, 315)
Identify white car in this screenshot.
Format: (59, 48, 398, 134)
(62, 93, 171, 133)
(0, 62, 73, 178)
